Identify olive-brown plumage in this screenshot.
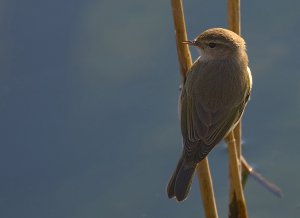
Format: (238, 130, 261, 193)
(167, 28, 252, 201)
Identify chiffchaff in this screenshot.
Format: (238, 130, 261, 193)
(167, 28, 252, 201)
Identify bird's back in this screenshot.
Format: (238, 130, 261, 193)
(184, 57, 250, 112)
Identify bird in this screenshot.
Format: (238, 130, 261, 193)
(167, 28, 252, 202)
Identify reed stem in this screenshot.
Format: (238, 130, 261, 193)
(225, 134, 248, 218)
(226, 0, 249, 217)
(171, 0, 218, 217)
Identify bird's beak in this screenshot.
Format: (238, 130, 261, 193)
(182, 40, 196, 45)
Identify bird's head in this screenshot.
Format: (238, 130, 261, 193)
(183, 28, 246, 60)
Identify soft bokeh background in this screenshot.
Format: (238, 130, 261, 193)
(1, 0, 300, 217)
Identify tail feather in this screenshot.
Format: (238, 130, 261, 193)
(167, 155, 196, 201)
(174, 163, 196, 201)
(167, 156, 184, 198)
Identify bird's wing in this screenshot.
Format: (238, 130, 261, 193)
(180, 90, 248, 161)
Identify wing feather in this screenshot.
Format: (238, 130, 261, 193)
(181, 88, 248, 162)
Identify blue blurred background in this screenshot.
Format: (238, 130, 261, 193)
(1, 0, 300, 217)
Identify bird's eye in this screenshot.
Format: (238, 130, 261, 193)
(208, 42, 216, 48)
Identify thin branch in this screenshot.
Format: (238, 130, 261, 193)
(228, 0, 241, 34)
(226, 0, 249, 217)
(241, 156, 283, 198)
(171, 0, 218, 217)
(225, 134, 248, 218)
(196, 158, 219, 218)
(170, 0, 192, 82)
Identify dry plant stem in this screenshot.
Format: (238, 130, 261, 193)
(227, 127, 244, 218)
(228, 0, 281, 207)
(227, 0, 242, 172)
(241, 157, 283, 198)
(196, 158, 219, 218)
(226, 133, 248, 218)
(170, 0, 192, 82)
(228, 0, 241, 33)
(233, 122, 241, 165)
(171, 0, 218, 217)
(227, 0, 248, 217)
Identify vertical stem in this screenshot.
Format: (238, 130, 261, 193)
(196, 158, 219, 218)
(228, 0, 242, 170)
(227, 0, 248, 217)
(171, 0, 218, 217)
(225, 134, 248, 218)
(234, 122, 241, 162)
(228, 0, 241, 34)
(170, 0, 192, 81)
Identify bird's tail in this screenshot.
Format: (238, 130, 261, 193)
(167, 155, 196, 201)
